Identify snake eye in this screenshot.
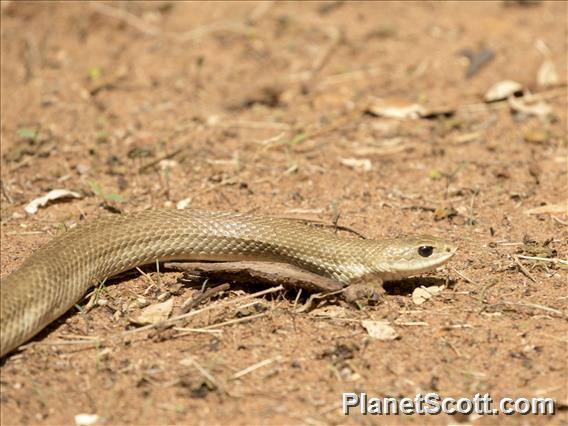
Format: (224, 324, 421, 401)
(418, 246, 434, 257)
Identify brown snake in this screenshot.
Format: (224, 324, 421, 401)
(0, 209, 456, 357)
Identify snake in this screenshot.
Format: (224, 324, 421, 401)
(0, 209, 457, 357)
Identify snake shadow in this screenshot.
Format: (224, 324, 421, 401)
(382, 276, 455, 296)
(1, 270, 455, 364)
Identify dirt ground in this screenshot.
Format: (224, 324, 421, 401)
(0, 1, 567, 425)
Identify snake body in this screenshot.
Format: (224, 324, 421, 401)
(0, 209, 456, 357)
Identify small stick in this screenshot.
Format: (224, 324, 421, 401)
(303, 26, 341, 90)
(515, 255, 568, 265)
(452, 269, 479, 286)
(441, 324, 473, 330)
(84, 278, 108, 311)
(395, 321, 429, 326)
(201, 312, 269, 330)
(172, 327, 222, 334)
(57, 334, 100, 341)
(512, 255, 537, 283)
(89, 2, 163, 37)
(136, 267, 157, 294)
(247, 1, 273, 24)
(138, 147, 183, 173)
(293, 289, 302, 310)
(551, 215, 567, 226)
(231, 356, 282, 380)
(500, 301, 566, 317)
(466, 188, 479, 225)
(458, 87, 567, 113)
(0, 179, 14, 204)
(476, 279, 498, 314)
(295, 288, 346, 313)
(182, 355, 225, 393)
(5, 231, 46, 236)
(443, 338, 462, 357)
(211, 120, 291, 131)
(122, 285, 285, 337)
(180, 283, 231, 313)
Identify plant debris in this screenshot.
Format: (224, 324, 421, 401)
(24, 189, 82, 215)
(361, 320, 399, 341)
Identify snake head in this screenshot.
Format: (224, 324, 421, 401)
(369, 235, 457, 281)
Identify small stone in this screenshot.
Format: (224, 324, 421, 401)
(75, 414, 99, 426)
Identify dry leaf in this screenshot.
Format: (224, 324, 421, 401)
(412, 285, 445, 305)
(130, 298, 173, 325)
(25, 189, 82, 215)
(509, 96, 554, 121)
(361, 320, 399, 341)
(75, 414, 99, 426)
(484, 80, 523, 102)
(367, 98, 425, 119)
(537, 60, 559, 88)
(525, 202, 567, 216)
(176, 197, 192, 210)
(340, 158, 372, 172)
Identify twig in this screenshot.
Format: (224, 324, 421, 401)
(201, 312, 269, 330)
(500, 301, 566, 317)
(512, 255, 537, 283)
(5, 231, 46, 236)
(247, 1, 274, 24)
(394, 321, 429, 326)
(476, 279, 498, 314)
(172, 327, 222, 334)
(295, 288, 346, 313)
(515, 255, 568, 265)
(551, 215, 568, 226)
(305, 26, 341, 87)
(317, 67, 382, 88)
(466, 188, 479, 225)
(452, 269, 479, 286)
(210, 120, 291, 131)
(458, 87, 567, 113)
(443, 338, 462, 357)
(441, 324, 473, 330)
(0, 179, 14, 204)
(89, 1, 247, 43)
(177, 19, 247, 42)
(89, 2, 163, 37)
(181, 355, 225, 393)
(231, 356, 282, 380)
(293, 289, 302, 310)
(84, 278, 108, 311)
(180, 283, 231, 313)
(136, 267, 157, 295)
(122, 285, 284, 337)
(292, 106, 366, 151)
(138, 147, 184, 173)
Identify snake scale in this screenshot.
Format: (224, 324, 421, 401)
(0, 209, 456, 357)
